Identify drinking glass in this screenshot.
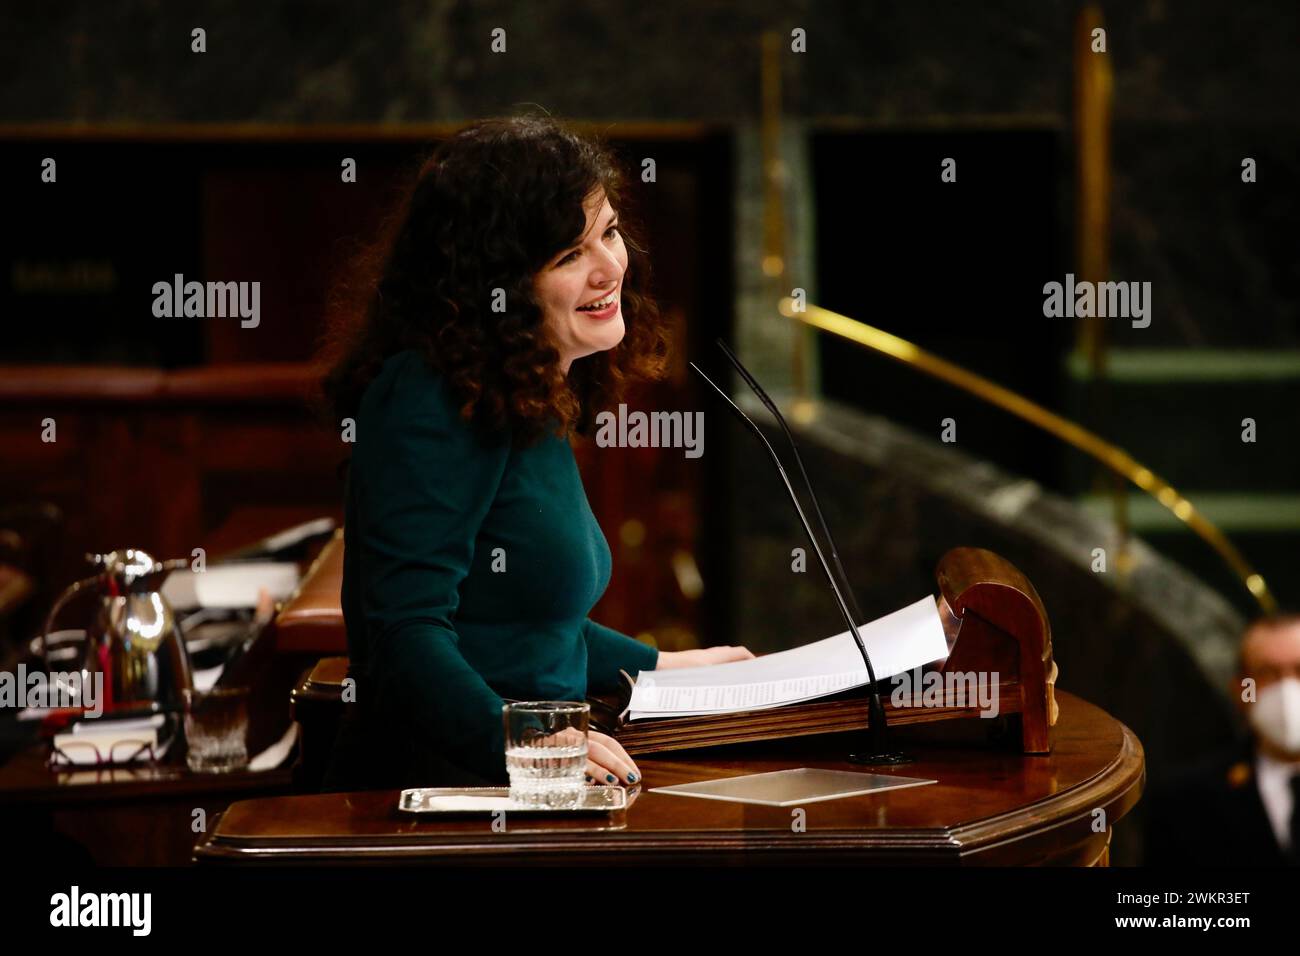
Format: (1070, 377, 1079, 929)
(503, 701, 589, 808)
(183, 687, 249, 773)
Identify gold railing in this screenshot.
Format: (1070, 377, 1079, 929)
(779, 298, 1278, 615)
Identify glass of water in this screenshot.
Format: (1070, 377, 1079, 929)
(183, 687, 250, 774)
(503, 701, 589, 809)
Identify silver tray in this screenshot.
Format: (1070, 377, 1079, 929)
(398, 786, 627, 815)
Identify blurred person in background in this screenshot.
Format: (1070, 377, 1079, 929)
(1145, 613, 1300, 866)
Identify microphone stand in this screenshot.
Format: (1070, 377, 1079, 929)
(691, 352, 911, 765)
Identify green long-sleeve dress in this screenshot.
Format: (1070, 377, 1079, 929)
(331, 348, 659, 789)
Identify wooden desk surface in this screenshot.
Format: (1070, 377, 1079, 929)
(0, 735, 295, 865)
(195, 691, 1143, 866)
(0, 735, 292, 805)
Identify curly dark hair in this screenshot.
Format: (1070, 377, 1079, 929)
(317, 116, 667, 449)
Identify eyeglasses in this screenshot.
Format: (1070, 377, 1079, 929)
(48, 737, 162, 770)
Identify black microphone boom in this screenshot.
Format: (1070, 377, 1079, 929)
(714, 338, 872, 638)
(690, 357, 910, 764)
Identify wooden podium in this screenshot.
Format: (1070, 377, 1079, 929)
(195, 547, 1144, 866)
(194, 690, 1141, 865)
(608, 547, 1059, 757)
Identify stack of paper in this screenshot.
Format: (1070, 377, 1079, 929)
(628, 595, 948, 721)
(161, 561, 300, 610)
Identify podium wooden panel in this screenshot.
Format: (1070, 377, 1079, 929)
(193, 691, 1143, 866)
(615, 547, 1058, 757)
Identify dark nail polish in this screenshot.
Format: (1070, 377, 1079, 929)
(627, 772, 638, 783)
(605, 773, 616, 783)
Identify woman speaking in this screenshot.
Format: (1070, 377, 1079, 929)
(320, 117, 753, 791)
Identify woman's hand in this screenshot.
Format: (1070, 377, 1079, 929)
(656, 646, 756, 670)
(585, 730, 642, 786)
(578, 647, 757, 787)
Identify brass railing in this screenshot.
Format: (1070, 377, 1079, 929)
(779, 298, 1278, 615)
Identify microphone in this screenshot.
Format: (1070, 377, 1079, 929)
(714, 339, 871, 640)
(691, 347, 910, 765)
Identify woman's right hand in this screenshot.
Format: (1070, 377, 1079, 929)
(585, 729, 641, 787)
(657, 646, 755, 669)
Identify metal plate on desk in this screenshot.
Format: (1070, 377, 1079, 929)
(398, 786, 627, 815)
(650, 768, 937, 807)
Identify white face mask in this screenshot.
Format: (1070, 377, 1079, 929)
(1248, 677, 1300, 756)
